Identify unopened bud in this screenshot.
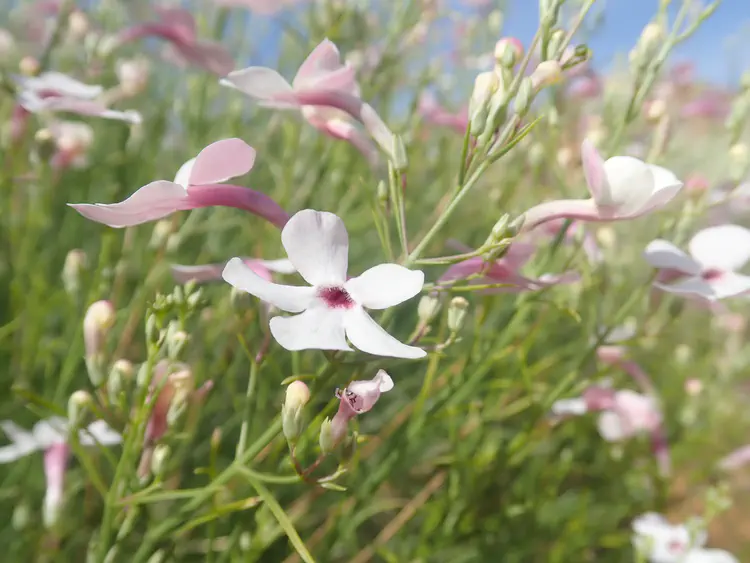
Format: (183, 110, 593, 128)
(469, 71, 499, 125)
(107, 359, 133, 401)
(730, 143, 750, 181)
(67, 11, 90, 41)
(530, 60, 563, 91)
(166, 324, 189, 360)
(0, 29, 16, 62)
(417, 294, 441, 324)
(34, 128, 56, 160)
(68, 390, 92, 427)
(685, 378, 703, 397)
(338, 433, 357, 465)
(646, 99, 667, 122)
(640, 22, 664, 53)
(83, 300, 116, 386)
(151, 444, 170, 477)
(447, 297, 469, 333)
(507, 214, 526, 236)
(62, 248, 88, 296)
(494, 37, 523, 69)
(546, 29, 565, 60)
(19, 56, 39, 76)
(150, 220, 174, 249)
(513, 77, 534, 116)
(116, 57, 149, 97)
(145, 313, 159, 346)
(239, 532, 253, 552)
(319, 417, 337, 454)
(376, 180, 388, 206)
(116, 506, 140, 540)
(12, 502, 30, 531)
(391, 134, 408, 171)
(282, 381, 310, 441)
(490, 213, 511, 241)
(211, 428, 222, 450)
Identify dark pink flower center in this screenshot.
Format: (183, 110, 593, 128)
(668, 540, 685, 553)
(319, 286, 355, 309)
(702, 268, 724, 281)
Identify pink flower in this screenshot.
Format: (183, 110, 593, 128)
(680, 90, 730, 120)
(13, 72, 141, 124)
(330, 370, 393, 443)
(439, 242, 579, 292)
(115, 8, 234, 75)
(522, 139, 683, 232)
(214, 0, 304, 14)
(644, 224, 750, 301)
(69, 138, 288, 229)
(418, 92, 468, 134)
(171, 258, 295, 284)
(221, 39, 395, 164)
(596, 390, 662, 442)
(720, 444, 750, 471)
(0, 417, 121, 528)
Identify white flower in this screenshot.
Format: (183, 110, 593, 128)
(632, 513, 737, 563)
(0, 417, 121, 462)
(222, 209, 426, 359)
(644, 224, 750, 300)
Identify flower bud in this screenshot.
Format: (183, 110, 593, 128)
(62, 249, 87, 296)
(108, 359, 133, 402)
(166, 323, 189, 360)
(116, 57, 150, 97)
(391, 134, 408, 171)
(530, 60, 563, 90)
(490, 213, 511, 241)
(646, 99, 667, 122)
(12, 502, 30, 531)
(507, 214, 526, 237)
(0, 29, 16, 62)
(513, 77, 534, 116)
(417, 294, 441, 324)
(729, 143, 749, 181)
(34, 128, 56, 161)
(68, 390, 92, 428)
(684, 378, 703, 397)
(494, 37, 523, 69)
(83, 300, 116, 386)
(117, 506, 140, 540)
(19, 56, 39, 76)
(239, 532, 252, 552)
(151, 444, 170, 477)
(145, 313, 159, 347)
(282, 381, 310, 441)
(150, 220, 174, 249)
(67, 11, 90, 41)
(447, 297, 469, 333)
(469, 71, 499, 129)
(546, 29, 566, 60)
(319, 417, 337, 454)
(376, 180, 388, 207)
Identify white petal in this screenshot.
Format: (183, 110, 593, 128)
(256, 258, 296, 274)
(649, 164, 682, 193)
(708, 272, 750, 299)
(220, 67, 294, 103)
(643, 240, 702, 275)
(18, 72, 103, 99)
(346, 379, 380, 396)
(632, 512, 671, 536)
(269, 308, 352, 351)
(281, 210, 349, 286)
(550, 398, 588, 416)
(603, 319, 638, 343)
(173, 157, 196, 187)
(684, 549, 739, 563)
(80, 420, 122, 447)
(222, 258, 314, 313)
(0, 444, 34, 463)
(373, 369, 394, 392)
(32, 417, 69, 449)
(1, 421, 34, 445)
(343, 308, 426, 359)
(345, 264, 424, 309)
(596, 411, 627, 441)
(602, 156, 656, 216)
(653, 277, 716, 300)
(689, 224, 750, 271)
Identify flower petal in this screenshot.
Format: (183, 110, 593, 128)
(281, 209, 349, 285)
(15, 71, 103, 98)
(269, 308, 352, 351)
(222, 258, 314, 312)
(79, 420, 122, 446)
(256, 258, 296, 274)
(689, 224, 750, 271)
(343, 307, 426, 359)
(185, 184, 289, 229)
(643, 239, 702, 275)
(638, 165, 683, 214)
(173, 157, 196, 187)
(220, 66, 295, 105)
(550, 398, 588, 416)
(707, 272, 750, 299)
(521, 199, 599, 232)
(345, 264, 424, 310)
(602, 156, 656, 216)
(719, 444, 750, 470)
(0, 444, 34, 463)
(684, 549, 739, 563)
(373, 369, 394, 392)
(653, 277, 716, 300)
(596, 411, 627, 441)
(581, 139, 609, 203)
(174, 40, 235, 76)
(293, 39, 345, 88)
(188, 139, 256, 186)
(68, 181, 189, 228)
(32, 417, 68, 449)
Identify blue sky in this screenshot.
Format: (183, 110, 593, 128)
(496, 0, 750, 85)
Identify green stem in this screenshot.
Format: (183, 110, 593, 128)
(235, 359, 260, 459)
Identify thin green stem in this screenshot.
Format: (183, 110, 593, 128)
(235, 358, 260, 459)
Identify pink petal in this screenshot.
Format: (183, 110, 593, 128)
(189, 139, 256, 185)
(173, 40, 235, 76)
(69, 181, 189, 228)
(171, 259, 278, 284)
(719, 444, 750, 470)
(155, 7, 197, 41)
(315, 118, 379, 167)
(19, 94, 142, 124)
(185, 184, 289, 228)
(293, 39, 345, 88)
(581, 139, 607, 202)
(521, 199, 600, 232)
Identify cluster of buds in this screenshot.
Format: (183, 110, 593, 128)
(83, 300, 116, 386)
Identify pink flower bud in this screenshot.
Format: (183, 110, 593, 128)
(43, 442, 70, 529)
(684, 378, 703, 396)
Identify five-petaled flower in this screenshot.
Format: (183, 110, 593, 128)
(632, 512, 737, 563)
(0, 417, 121, 528)
(644, 224, 750, 301)
(222, 209, 426, 359)
(522, 139, 683, 232)
(221, 39, 395, 164)
(69, 138, 288, 229)
(13, 71, 142, 124)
